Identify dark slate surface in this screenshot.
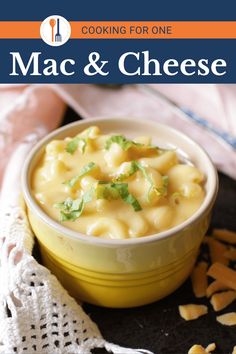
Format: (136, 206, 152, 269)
(49, 108, 236, 354)
(86, 170, 236, 354)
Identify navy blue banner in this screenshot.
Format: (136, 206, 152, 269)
(1, 0, 235, 21)
(0, 39, 235, 83)
(0, 1, 236, 83)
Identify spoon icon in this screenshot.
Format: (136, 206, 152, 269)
(49, 18, 56, 43)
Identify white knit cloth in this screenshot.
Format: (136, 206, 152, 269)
(0, 139, 153, 354)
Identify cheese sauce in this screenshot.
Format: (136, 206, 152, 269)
(31, 126, 205, 239)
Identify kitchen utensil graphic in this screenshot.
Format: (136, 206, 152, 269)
(49, 18, 56, 43)
(55, 18, 62, 42)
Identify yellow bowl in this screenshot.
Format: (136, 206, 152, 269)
(22, 118, 218, 308)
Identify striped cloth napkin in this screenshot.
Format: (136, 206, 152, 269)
(53, 83, 236, 180)
(0, 83, 235, 185)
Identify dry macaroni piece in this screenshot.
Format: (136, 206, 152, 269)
(191, 261, 208, 298)
(205, 343, 216, 353)
(206, 280, 230, 298)
(213, 229, 236, 245)
(206, 237, 229, 266)
(224, 248, 236, 261)
(232, 346, 236, 354)
(32, 126, 205, 239)
(207, 262, 236, 291)
(188, 343, 216, 354)
(178, 304, 208, 321)
(188, 345, 208, 354)
(210, 290, 236, 311)
(216, 312, 236, 326)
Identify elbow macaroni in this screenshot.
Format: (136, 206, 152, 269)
(31, 126, 205, 239)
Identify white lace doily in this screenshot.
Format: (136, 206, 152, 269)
(0, 140, 154, 354)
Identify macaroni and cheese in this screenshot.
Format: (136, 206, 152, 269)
(32, 126, 205, 239)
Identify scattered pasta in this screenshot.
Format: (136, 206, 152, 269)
(210, 291, 236, 311)
(183, 230, 236, 353)
(224, 248, 236, 261)
(216, 312, 236, 326)
(188, 345, 208, 354)
(188, 343, 216, 354)
(205, 343, 216, 353)
(178, 304, 208, 321)
(207, 238, 229, 265)
(191, 261, 208, 298)
(213, 229, 236, 245)
(207, 262, 236, 291)
(206, 280, 230, 298)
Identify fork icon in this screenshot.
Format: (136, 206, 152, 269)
(55, 18, 62, 42)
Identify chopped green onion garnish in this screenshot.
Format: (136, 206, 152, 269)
(64, 162, 96, 188)
(115, 160, 169, 201)
(105, 134, 168, 153)
(157, 176, 169, 196)
(66, 128, 92, 154)
(54, 188, 94, 221)
(114, 161, 139, 182)
(96, 181, 142, 212)
(105, 135, 143, 151)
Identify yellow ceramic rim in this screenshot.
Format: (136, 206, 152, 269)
(40, 241, 199, 280)
(42, 245, 197, 288)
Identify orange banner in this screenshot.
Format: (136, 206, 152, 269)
(0, 21, 236, 39)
